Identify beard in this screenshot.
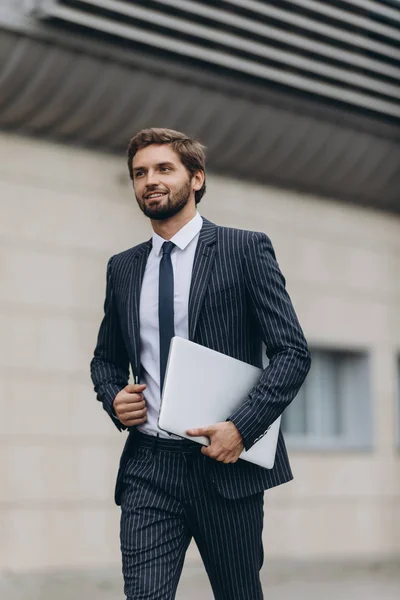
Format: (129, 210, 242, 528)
(136, 178, 192, 221)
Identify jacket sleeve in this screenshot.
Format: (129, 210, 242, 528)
(228, 232, 311, 450)
(90, 256, 130, 431)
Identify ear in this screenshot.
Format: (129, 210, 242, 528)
(192, 170, 205, 191)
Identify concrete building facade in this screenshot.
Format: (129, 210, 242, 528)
(1, 132, 399, 574)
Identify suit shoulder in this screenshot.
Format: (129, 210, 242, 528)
(108, 241, 150, 269)
(216, 225, 270, 247)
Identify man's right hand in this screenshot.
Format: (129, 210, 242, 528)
(113, 384, 147, 427)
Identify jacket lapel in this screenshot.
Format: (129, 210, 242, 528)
(189, 218, 217, 340)
(127, 240, 152, 378)
(127, 218, 217, 371)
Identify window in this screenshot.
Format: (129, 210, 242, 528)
(282, 349, 372, 450)
(397, 355, 400, 447)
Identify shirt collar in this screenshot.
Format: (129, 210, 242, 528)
(152, 212, 203, 256)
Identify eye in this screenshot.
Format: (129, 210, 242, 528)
(135, 171, 144, 178)
(160, 167, 171, 172)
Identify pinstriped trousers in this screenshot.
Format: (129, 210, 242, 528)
(120, 434, 264, 600)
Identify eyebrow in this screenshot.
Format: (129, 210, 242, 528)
(133, 161, 176, 173)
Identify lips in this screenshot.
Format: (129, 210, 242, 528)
(145, 191, 167, 200)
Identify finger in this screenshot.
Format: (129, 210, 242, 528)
(213, 451, 231, 462)
(123, 415, 147, 426)
(187, 426, 214, 437)
(214, 452, 228, 462)
(201, 446, 222, 460)
(121, 394, 146, 406)
(121, 408, 147, 420)
(225, 455, 240, 464)
(118, 399, 146, 413)
(127, 414, 147, 424)
(124, 393, 145, 403)
(201, 446, 212, 457)
(129, 394, 145, 404)
(115, 407, 147, 419)
(212, 454, 225, 462)
(120, 408, 147, 422)
(125, 384, 146, 393)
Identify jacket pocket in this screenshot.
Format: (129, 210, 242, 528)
(203, 286, 239, 307)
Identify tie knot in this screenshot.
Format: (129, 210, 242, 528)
(162, 241, 175, 256)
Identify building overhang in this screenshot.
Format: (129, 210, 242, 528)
(0, 1, 399, 212)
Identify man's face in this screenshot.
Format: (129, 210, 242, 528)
(132, 144, 196, 220)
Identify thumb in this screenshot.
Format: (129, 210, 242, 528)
(125, 383, 146, 392)
(187, 425, 215, 437)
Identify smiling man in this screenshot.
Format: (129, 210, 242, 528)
(90, 128, 311, 600)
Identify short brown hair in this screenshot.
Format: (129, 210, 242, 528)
(127, 128, 206, 205)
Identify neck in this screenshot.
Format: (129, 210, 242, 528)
(151, 204, 197, 240)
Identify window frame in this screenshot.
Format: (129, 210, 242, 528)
(396, 353, 400, 449)
(281, 345, 373, 452)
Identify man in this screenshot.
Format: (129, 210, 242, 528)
(90, 128, 311, 600)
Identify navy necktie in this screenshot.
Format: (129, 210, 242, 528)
(159, 241, 175, 393)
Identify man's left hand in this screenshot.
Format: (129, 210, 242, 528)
(187, 421, 244, 463)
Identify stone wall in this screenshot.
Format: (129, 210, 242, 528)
(0, 133, 399, 572)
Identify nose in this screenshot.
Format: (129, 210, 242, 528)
(145, 170, 161, 187)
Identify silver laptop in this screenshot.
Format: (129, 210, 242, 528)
(158, 337, 281, 469)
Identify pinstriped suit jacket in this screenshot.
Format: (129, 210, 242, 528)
(91, 217, 311, 504)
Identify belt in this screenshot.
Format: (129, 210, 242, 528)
(134, 431, 202, 454)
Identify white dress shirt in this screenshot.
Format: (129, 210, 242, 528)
(137, 211, 203, 438)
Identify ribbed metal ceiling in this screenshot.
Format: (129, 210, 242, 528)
(0, 2, 399, 211)
(0, 26, 399, 211)
(25, 0, 400, 121)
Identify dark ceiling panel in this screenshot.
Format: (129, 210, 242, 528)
(0, 7, 399, 212)
(25, 0, 400, 121)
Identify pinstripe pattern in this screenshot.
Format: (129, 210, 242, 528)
(120, 434, 264, 600)
(90, 217, 311, 503)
